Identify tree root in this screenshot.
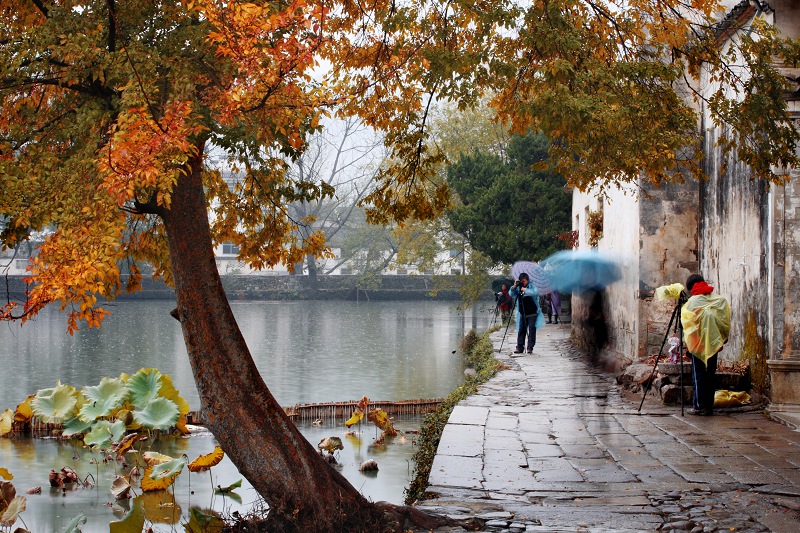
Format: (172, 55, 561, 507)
(375, 501, 485, 532)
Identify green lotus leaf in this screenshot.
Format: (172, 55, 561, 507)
(0, 495, 26, 527)
(149, 456, 187, 481)
(109, 494, 145, 533)
(156, 373, 190, 417)
(61, 417, 93, 438)
(109, 420, 126, 443)
(214, 479, 242, 494)
(78, 377, 128, 422)
(186, 507, 223, 532)
(133, 398, 179, 431)
(126, 369, 162, 410)
(31, 382, 79, 424)
(84, 420, 114, 448)
(63, 512, 87, 533)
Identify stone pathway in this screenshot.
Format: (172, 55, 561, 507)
(414, 325, 800, 532)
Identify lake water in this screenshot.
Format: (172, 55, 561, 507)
(0, 299, 491, 531)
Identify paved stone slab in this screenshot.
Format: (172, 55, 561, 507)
(428, 454, 483, 489)
(436, 423, 484, 457)
(414, 325, 800, 532)
(449, 405, 489, 425)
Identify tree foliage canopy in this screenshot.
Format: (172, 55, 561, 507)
(2, 1, 798, 328)
(448, 132, 571, 264)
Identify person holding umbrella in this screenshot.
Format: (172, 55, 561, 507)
(509, 273, 545, 355)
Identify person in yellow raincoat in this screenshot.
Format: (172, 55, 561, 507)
(680, 274, 731, 416)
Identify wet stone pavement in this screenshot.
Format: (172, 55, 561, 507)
(412, 325, 800, 532)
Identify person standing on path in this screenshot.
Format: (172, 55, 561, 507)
(496, 283, 513, 324)
(510, 273, 544, 355)
(550, 290, 562, 324)
(680, 274, 731, 416)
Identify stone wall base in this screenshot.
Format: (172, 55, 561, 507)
(767, 359, 800, 406)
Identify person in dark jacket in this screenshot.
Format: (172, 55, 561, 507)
(509, 273, 544, 355)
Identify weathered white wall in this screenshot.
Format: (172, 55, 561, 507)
(571, 185, 640, 367)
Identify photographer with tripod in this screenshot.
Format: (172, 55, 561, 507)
(509, 273, 544, 356)
(681, 274, 731, 417)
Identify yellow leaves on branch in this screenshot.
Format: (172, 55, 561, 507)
(198, 0, 326, 140)
(97, 101, 204, 209)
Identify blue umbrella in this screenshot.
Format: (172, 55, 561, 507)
(541, 250, 621, 294)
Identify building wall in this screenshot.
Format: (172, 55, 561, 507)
(571, 185, 640, 367)
(638, 181, 700, 359)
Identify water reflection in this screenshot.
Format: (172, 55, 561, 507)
(3, 300, 488, 407)
(0, 299, 490, 531)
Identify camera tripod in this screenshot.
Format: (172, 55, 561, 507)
(638, 294, 687, 416)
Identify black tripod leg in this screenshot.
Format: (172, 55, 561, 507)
(499, 293, 519, 353)
(679, 320, 685, 416)
(638, 302, 679, 412)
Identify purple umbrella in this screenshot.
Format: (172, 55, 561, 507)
(511, 261, 553, 294)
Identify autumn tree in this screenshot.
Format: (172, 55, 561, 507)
(2, 1, 800, 530)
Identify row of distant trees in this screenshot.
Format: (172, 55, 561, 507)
(248, 102, 571, 288)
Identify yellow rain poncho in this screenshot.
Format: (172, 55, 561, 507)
(680, 292, 731, 367)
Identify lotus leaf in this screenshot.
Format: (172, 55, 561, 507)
(367, 408, 397, 437)
(140, 466, 178, 492)
(84, 420, 115, 448)
(62, 512, 88, 533)
(126, 369, 163, 410)
(31, 382, 79, 424)
(318, 436, 344, 453)
(189, 446, 224, 472)
(0, 469, 11, 480)
(150, 456, 187, 481)
(133, 397, 180, 431)
(109, 420, 126, 443)
(61, 417, 93, 438)
(344, 408, 364, 428)
(110, 476, 131, 501)
(175, 414, 190, 435)
(109, 493, 145, 533)
(156, 374, 189, 417)
(79, 377, 129, 422)
(214, 479, 242, 494)
(13, 395, 34, 423)
(186, 507, 224, 533)
(0, 495, 26, 526)
(112, 433, 139, 458)
(0, 410, 12, 437)
(114, 408, 134, 426)
(0, 480, 14, 511)
(142, 451, 173, 467)
(357, 396, 369, 411)
(137, 491, 182, 524)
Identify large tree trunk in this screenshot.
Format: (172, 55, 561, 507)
(160, 148, 384, 531)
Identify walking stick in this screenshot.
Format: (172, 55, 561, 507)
(637, 301, 680, 412)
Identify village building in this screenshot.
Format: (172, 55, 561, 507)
(572, 0, 800, 408)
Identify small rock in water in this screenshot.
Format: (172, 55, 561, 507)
(358, 460, 379, 472)
(464, 368, 477, 377)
